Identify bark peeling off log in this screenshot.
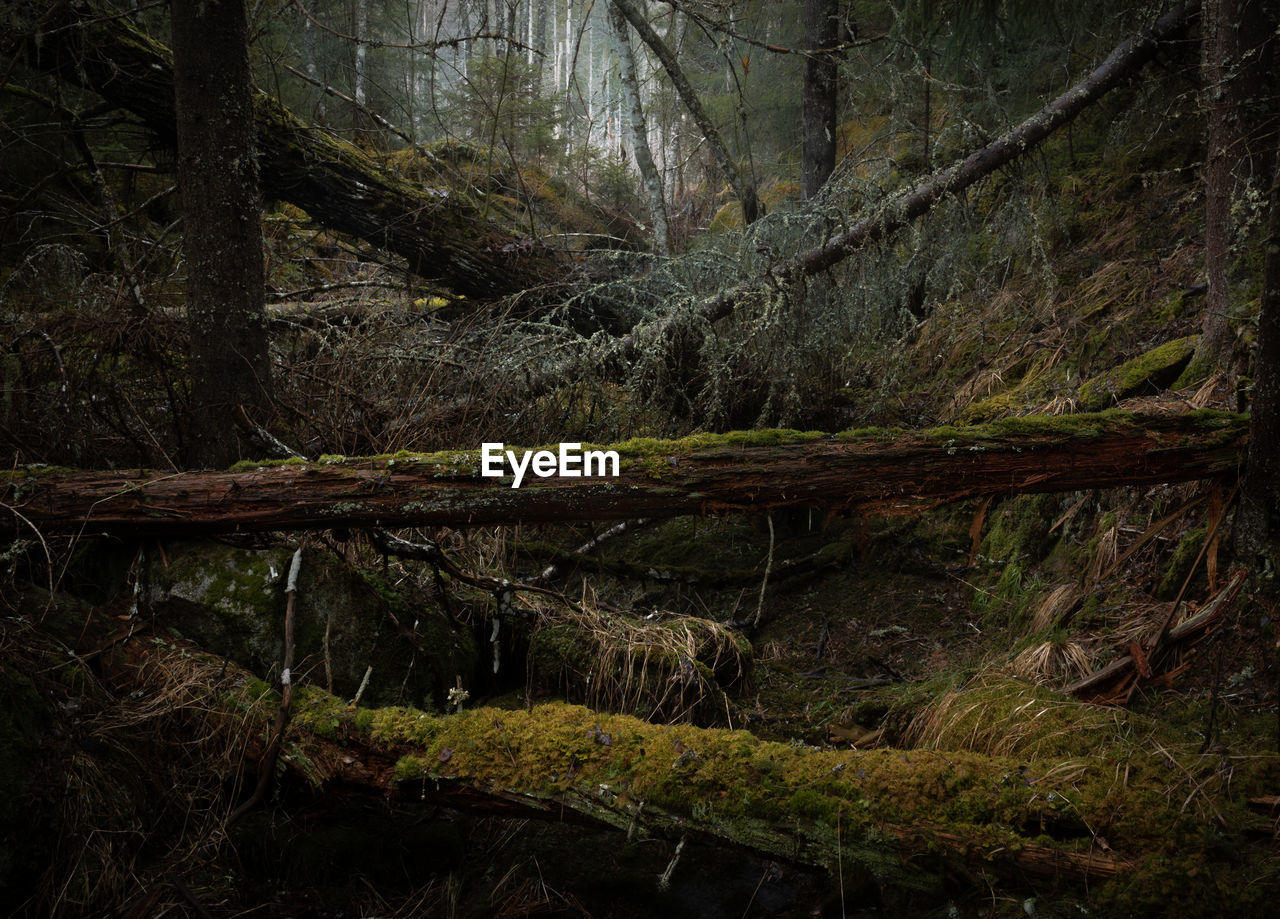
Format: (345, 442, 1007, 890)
(2, 411, 1248, 536)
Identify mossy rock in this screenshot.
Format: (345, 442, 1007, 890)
(1076, 335, 1198, 410)
(144, 541, 475, 710)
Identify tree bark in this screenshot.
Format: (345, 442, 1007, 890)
(1197, 0, 1275, 372)
(11, 2, 564, 301)
(609, 0, 759, 224)
(607, 0, 671, 256)
(802, 0, 839, 199)
(3, 411, 1246, 536)
(171, 0, 271, 468)
(1236, 145, 1280, 558)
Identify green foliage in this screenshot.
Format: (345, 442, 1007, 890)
(441, 52, 560, 165)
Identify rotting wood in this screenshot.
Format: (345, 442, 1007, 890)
(1, 411, 1247, 537)
(9, 2, 565, 300)
(271, 688, 1133, 889)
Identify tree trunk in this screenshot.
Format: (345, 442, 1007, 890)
(3, 411, 1246, 536)
(11, 3, 565, 301)
(607, 0, 671, 256)
(802, 0, 839, 199)
(1197, 0, 1276, 373)
(534, 0, 549, 86)
(1236, 143, 1280, 559)
(171, 0, 271, 468)
(609, 0, 759, 224)
(352, 0, 369, 137)
(301, 3, 326, 121)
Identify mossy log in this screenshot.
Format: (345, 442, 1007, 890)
(9, 3, 563, 300)
(2, 410, 1247, 536)
(272, 686, 1279, 905)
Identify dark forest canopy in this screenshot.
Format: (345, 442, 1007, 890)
(3, 1, 1280, 917)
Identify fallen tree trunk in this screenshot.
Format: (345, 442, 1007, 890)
(21, 560, 1277, 912)
(2, 411, 1247, 536)
(283, 689, 1134, 891)
(700, 2, 1195, 322)
(10, 2, 564, 300)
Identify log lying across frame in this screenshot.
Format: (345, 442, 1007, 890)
(2, 411, 1247, 536)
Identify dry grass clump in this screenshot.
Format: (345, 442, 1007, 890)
(530, 596, 752, 725)
(1011, 638, 1093, 684)
(905, 672, 1126, 760)
(1028, 583, 1081, 634)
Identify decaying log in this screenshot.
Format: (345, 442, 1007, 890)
(2, 410, 1247, 536)
(281, 688, 1134, 889)
(9, 2, 564, 300)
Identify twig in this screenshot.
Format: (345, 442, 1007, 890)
(370, 527, 561, 600)
(1148, 484, 1239, 654)
(285, 64, 436, 155)
(1200, 646, 1224, 754)
(657, 835, 685, 891)
(353, 664, 373, 706)
(532, 518, 651, 585)
(267, 278, 408, 301)
(232, 405, 303, 460)
(169, 876, 214, 919)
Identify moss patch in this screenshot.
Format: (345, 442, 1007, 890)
(1077, 336, 1198, 410)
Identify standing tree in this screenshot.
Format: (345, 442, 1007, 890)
(1232, 0, 1280, 561)
(1197, 0, 1274, 373)
(607, 0, 671, 256)
(1237, 143, 1280, 561)
(802, 0, 839, 198)
(171, 0, 272, 467)
(609, 0, 759, 224)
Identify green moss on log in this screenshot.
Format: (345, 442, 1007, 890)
(284, 686, 1280, 912)
(1077, 336, 1198, 410)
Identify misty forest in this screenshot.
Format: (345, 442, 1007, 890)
(3, 0, 1280, 915)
